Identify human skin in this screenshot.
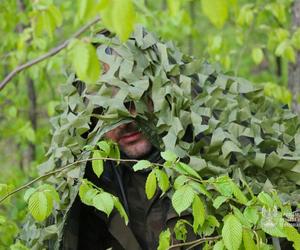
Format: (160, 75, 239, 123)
(104, 120, 152, 159)
(102, 61, 153, 158)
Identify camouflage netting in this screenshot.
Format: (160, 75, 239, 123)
(20, 26, 300, 248)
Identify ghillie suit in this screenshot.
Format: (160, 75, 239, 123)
(19, 26, 300, 249)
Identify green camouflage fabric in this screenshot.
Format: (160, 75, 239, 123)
(18, 26, 300, 249)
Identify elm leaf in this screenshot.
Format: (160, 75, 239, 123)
(92, 150, 104, 178)
(93, 192, 114, 216)
(192, 195, 206, 232)
(155, 169, 170, 192)
(145, 170, 157, 199)
(133, 160, 152, 171)
(113, 197, 129, 225)
(172, 185, 194, 215)
(222, 214, 242, 250)
(161, 150, 177, 162)
(242, 229, 257, 250)
(158, 229, 171, 250)
(28, 191, 49, 222)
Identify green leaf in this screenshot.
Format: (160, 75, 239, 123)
(176, 162, 201, 179)
(97, 140, 111, 155)
(192, 195, 206, 232)
(28, 191, 50, 222)
(92, 150, 104, 178)
(77, 0, 94, 21)
(161, 150, 177, 162)
(213, 196, 228, 209)
(213, 240, 224, 250)
(214, 176, 233, 197)
(93, 192, 114, 216)
(70, 39, 89, 77)
(10, 241, 30, 250)
(100, 2, 114, 30)
(85, 43, 101, 83)
(231, 182, 248, 205)
(242, 229, 257, 250)
(145, 170, 157, 199)
(243, 206, 259, 225)
(283, 224, 300, 250)
(110, 143, 120, 165)
(158, 229, 171, 250)
(40, 184, 60, 203)
(42, 10, 56, 38)
(174, 220, 188, 241)
(155, 169, 170, 192)
(275, 40, 288, 57)
(172, 185, 195, 215)
(257, 192, 274, 208)
(284, 45, 296, 63)
(252, 48, 263, 65)
(237, 4, 254, 26)
(133, 160, 152, 171)
(201, 0, 228, 29)
(261, 222, 286, 238)
(173, 175, 189, 189)
(222, 214, 242, 250)
(232, 206, 251, 228)
(113, 197, 129, 225)
(70, 39, 101, 84)
(79, 180, 98, 206)
(112, 0, 135, 41)
(23, 188, 36, 202)
(48, 5, 62, 27)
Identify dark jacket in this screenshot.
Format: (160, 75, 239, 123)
(60, 150, 198, 250)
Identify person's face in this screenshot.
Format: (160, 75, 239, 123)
(104, 120, 152, 159)
(102, 62, 153, 158)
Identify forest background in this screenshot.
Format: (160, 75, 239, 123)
(1, 0, 300, 248)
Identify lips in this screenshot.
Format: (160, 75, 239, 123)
(119, 131, 142, 144)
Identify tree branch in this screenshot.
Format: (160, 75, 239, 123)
(168, 235, 221, 250)
(0, 16, 101, 91)
(0, 156, 164, 204)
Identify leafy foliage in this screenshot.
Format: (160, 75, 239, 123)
(1, 0, 300, 249)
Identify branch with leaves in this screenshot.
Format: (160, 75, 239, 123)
(0, 16, 100, 91)
(1, 140, 300, 250)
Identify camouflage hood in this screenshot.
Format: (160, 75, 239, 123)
(19, 26, 300, 248)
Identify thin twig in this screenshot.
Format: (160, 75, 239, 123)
(0, 156, 164, 204)
(0, 16, 101, 91)
(168, 235, 221, 250)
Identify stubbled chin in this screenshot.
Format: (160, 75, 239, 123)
(120, 138, 152, 159)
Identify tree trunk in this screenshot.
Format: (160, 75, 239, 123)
(18, 0, 37, 164)
(27, 78, 37, 162)
(288, 0, 300, 114)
